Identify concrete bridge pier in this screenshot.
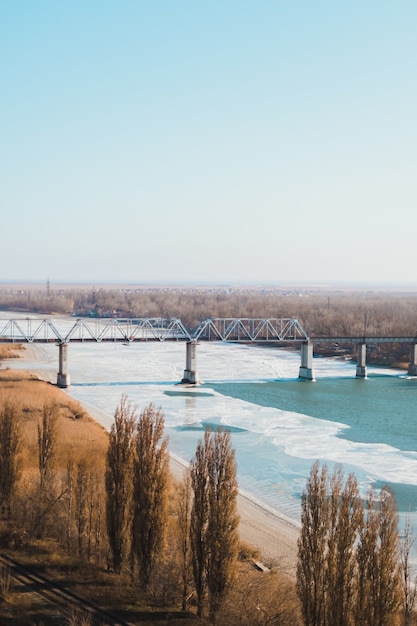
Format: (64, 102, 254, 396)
(299, 341, 314, 380)
(57, 342, 71, 388)
(181, 341, 200, 385)
(408, 342, 417, 376)
(356, 342, 367, 378)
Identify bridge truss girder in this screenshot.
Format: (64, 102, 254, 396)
(63, 318, 192, 342)
(192, 318, 309, 342)
(0, 318, 192, 343)
(0, 318, 63, 343)
(0, 317, 307, 344)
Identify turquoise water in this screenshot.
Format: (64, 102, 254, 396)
(210, 375, 417, 450)
(10, 330, 417, 526)
(208, 375, 417, 514)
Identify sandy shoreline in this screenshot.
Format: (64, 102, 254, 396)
(4, 344, 300, 577)
(79, 399, 299, 577)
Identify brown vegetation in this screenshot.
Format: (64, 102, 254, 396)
(297, 463, 417, 626)
(190, 429, 239, 621)
(1, 341, 416, 624)
(0, 344, 25, 361)
(131, 403, 169, 589)
(0, 368, 298, 625)
(105, 394, 136, 574)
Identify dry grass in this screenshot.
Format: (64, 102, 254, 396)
(0, 370, 202, 624)
(0, 371, 108, 473)
(0, 366, 301, 625)
(0, 344, 25, 361)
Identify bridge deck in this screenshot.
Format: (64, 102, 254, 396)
(311, 336, 417, 343)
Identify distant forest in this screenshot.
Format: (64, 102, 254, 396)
(2, 283, 417, 366)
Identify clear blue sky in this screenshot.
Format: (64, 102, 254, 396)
(2, 1, 417, 286)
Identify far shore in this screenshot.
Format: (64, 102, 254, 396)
(3, 343, 300, 577)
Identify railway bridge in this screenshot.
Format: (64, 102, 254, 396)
(1, 317, 416, 387)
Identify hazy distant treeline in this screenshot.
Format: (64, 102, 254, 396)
(1, 285, 417, 364)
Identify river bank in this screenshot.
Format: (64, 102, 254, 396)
(3, 343, 300, 577)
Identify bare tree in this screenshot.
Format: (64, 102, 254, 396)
(206, 429, 239, 622)
(190, 430, 210, 619)
(190, 428, 239, 621)
(65, 453, 75, 551)
(355, 489, 380, 626)
(177, 470, 193, 611)
(378, 487, 401, 626)
(75, 459, 89, 558)
(296, 461, 329, 626)
(377, 488, 402, 625)
(297, 463, 363, 626)
(38, 402, 58, 492)
(355, 487, 402, 626)
(400, 515, 417, 626)
(86, 464, 103, 562)
(131, 403, 169, 589)
(324, 468, 363, 626)
(0, 400, 21, 519)
(30, 411, 68, 539)
(105, 395, 136, 573)
(218, 570, 302, 626)
(94, 488, 103, 564)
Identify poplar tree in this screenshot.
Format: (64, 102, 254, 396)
(298, 463, 404, 626)
(190, 428, 239, 621)
(324, 468, 363, 626)
(105, 395, 136, 574)
(131, 403, 169, 589)
(377, 488, 402, 624)
(297, 463, 364, 626)
(177, 471, 193, 611)
(356, 487, 402, 626)
(400, 516, 417, 626)
(296, 461, 329, 626)
(206, 429, 239, 622)
(190, 430, 211, 620)
(0, 400, 21, 519)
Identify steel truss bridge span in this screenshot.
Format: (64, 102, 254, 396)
(0, 317, 309, 344)
(193, 318, 308, 342)
(0, 317, 192, 343)
(3, 317, 416, 388)
(0, 316, 309, 388)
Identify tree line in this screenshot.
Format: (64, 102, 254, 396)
(297, 462, 417, 626)
(106, 397, 242, 621)
(0, 394, 243, 623)
(2, 284, 417, 364)
(105, 396, 240, 620)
